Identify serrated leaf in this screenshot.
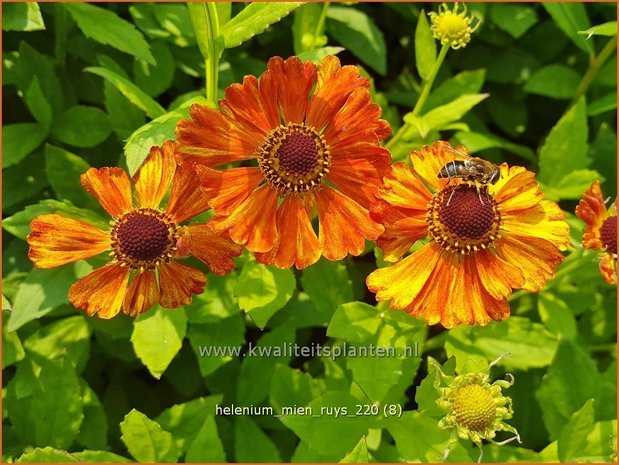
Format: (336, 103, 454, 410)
(50, 106, 112, 148)
(538, 97, 589, 186)
(71, 451, 131, 463)
(16, 447, 79, 463)
(235, 417, 281, 462)
(236, 260, 296, 329)
(221, 3, 301, 49)
(2, 123, 48, 168)
(327, 6, 387, 75)
(120, 409, 180, 463)
(558, 399, 595, 462)
(524, 64, 581, 99)
(415, 10, 436, 81)
(578, 21, 617, 39)
(542, 3, 593, 54)
(540, 169, 603, 200)
(185, 415, 226, 462)
(85, 67, 165, 119)
(3, 2, 45, 31)
(131, 306, 187, 379)
(64, 3, 155, 64)
(340, 436, 369, 463)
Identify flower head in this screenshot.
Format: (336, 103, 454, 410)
(366, 141, 570, 328)
(429, 3, 481, 49)
(175, 55, 391, 269)
(575, 180, 617, 284)
(27, 141, 243, 318)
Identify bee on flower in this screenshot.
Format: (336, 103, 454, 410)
(27, 141, 243, 318)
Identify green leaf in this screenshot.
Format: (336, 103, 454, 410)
(185, 271, 239, 323)
(236, 260, 296, 329)
(558, 399, 595, 462)
(453, 131, 536, 162)
(2, 123, 48, 168)
(292, 3, 328, 54)
(45, 144, 99, 209)
(340, 436, 369, 463)
(538, 97, 589, 186)
(3, 199, 108, 240)
(76, 382, 108, 450)
(542, 3, 593, 54)
(124, 96, 208, 175)
(445, 317, 559, 372)
(270, 364, 325, 413)
(71, 451, 132, 463)
(51, 106, 112, 148)
(7, 358, 84, 448)
(538, 292, 577, 339)
(133, 40, 175, 98)
(2, 149, 49, 210)
(524, 64, 581, 99)
(221, 3, 302, 49)
(185, 415, 227, 462)
(3, 2, 45, 31)
(301, 258, 353, 316)
(490, 4, 538, 38)
(327, 6, 387, 75)
(8, 262, 92, 331)
(85, 67, 165, 119)
(64, 3, 155, 64)
(16, 447, 79, 463)
(578, 21, 617, 38)
(25, 77, 52, 129)
(415, 10, 436, 81)
(131, 306, 188, 379)
(588, 91, 617, 116)
(235, 417, 282, 462)
(297, 46, 344, 64)
(327, 301, 384, 343)
(2, 313, 25, 369)
(120, 409, 181, 463)
(536, 340, 599, 438)
(540, 169, 603, 200)
(24, 315, 92, 372)
(424, 69, 486, 109)
(591, 122, 617, 197)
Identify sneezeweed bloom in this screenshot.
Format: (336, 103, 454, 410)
(366, 141, 570, 328)
(175, 55, 391, 269)
(27, 141, 243, 318)
(429, 2, 481, 49)
(575, 180, 617, 284)
(436, 354, 520, 460)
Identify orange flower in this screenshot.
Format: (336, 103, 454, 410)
(175, 55, 391, 269)
(575, 181, 617, 284)
(366, 141, 570, 328)
(27, 141, 243, 318)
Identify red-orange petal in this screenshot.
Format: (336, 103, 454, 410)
(600, 254, 617, 285)
(372, 202, 428, 262)
(133, 141, 177, 209)
(81, 167, 133, 218)
(176, 224, 243, 275)
(316, 187, 383, 261)
(28, 214, 110, 268)
(165, 163, 211, 223)
(123, 270, 159, 317)
(267, 56, 317, 124)
(575, 180, 608, 250)
(69, 263, 130, 319)
(208, 184, 279, 253)
(409, 141, 462, 192)
(328, 154, 390, 208)
(474, 249, 525, 300)
(255, 196, 321, 269)
(195, 165, 264, 215)
(158, 261, 207, 308)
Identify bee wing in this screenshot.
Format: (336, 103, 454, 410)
(444, 144, 472, 160)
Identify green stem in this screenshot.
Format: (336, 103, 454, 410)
(188, 2, 220, 103)
(569, 36, 617, 109)
(309, 1, 330, 51)
(386, 43, 450, 150)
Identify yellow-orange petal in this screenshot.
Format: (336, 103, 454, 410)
(367, 242, 441, 309)
(195, 165, 263, 215)
(165, 164, 212, 223)
(208, 184, 279, 253)
(575, 180, 608, 250)
(123, 270, 159, 317)
(328, 156, 387, 208)
(492, 164, 543, 212)
(28, 214, 110, 268)
(474, 249, 524, 300)
(316, 187, 383, 261)
(600, 254, 617, 285)
(409, 141, 461, 192)
(255, 196, 321, 269)
(496, 235, 564, 292)
(158, 261, 207, 308)
(306, 55, 370, 131)
(81, 167, 133, 218)
(176, 224, 242, 275)
(133, 141, 177, 209)
(379, 162, 433, 211)
(69, 263, 130, 319)
(462, 257, 511, 325)
(175, 103, 261, 167)
(502, 200, 570, 251)
(267, 56, 317, 124)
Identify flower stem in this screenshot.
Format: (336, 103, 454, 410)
(309, 1, 330, 50)
(188, 2, 220, 103)
(386, 43, 450, 150)
(569, 36, 617, 109)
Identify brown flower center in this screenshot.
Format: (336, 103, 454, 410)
(111, 209, 179, 270)
(258, 123, 330, 196)
(600, 215, 617, 255)
(427, 184, 502, 254)
(453, 384, 496, 432)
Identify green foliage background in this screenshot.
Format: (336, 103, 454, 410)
(2, 2, 617, 463)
